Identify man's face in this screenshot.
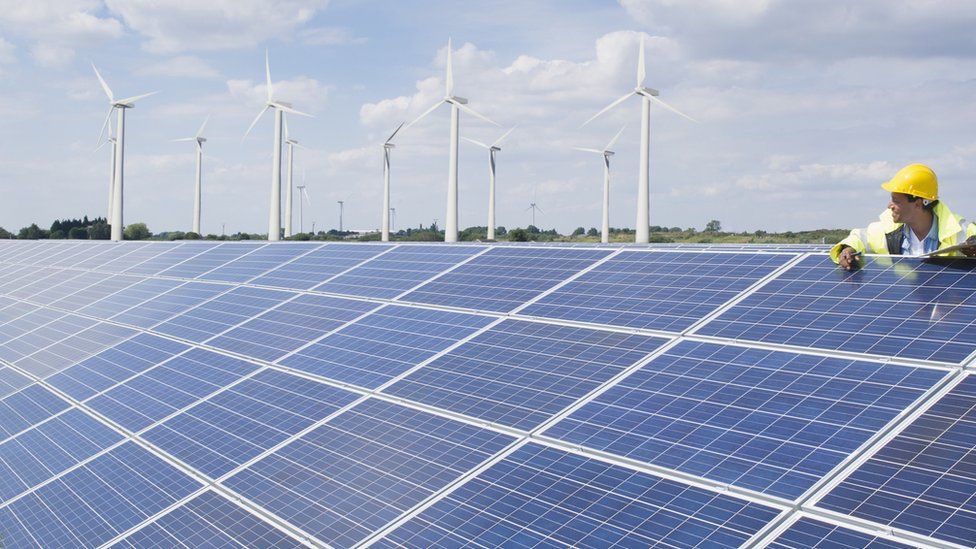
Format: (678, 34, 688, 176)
(889, 192, 922, 224)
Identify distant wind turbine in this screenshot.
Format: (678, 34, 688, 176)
(282, 115, 307, 238)
(173, 115, 210, 235)
(243, 50, 312, 242)
(404, 38, 499, 242)
(462, 126, 516, 241)
(581, 36, 695, 243)
(381, 122, 404, 242)
(575, 125, 626, 243)
(527, 201, 543, 227)
(92, 63, 158, 241)
(297, 171, 311, 234)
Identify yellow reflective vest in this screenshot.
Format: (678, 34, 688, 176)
(830, 202, 976, 263)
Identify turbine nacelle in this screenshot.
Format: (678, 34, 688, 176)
(637, 87, 659, 97)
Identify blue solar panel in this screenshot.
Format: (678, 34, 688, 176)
(111, 281, 229, 328)
(72, 242, 153, 270)
(152, 286, 295, 343)
(543, 340, 947, 499)
(0, 384, 71, 438)
(697, 256, 976, 364)
(818, 375, 976, 546)
(48, 333, 189, 401)
(315, 244, 483, 298)
(144, 369, 360, 477)
(280, 304, 495, 388)
(0, 314, 88, 366)
(88, 348, 259, 432)
(378, 442, 780, 548)
(158, 242, 263, 279)
(249, 243, 393, 290)
(77, 277, 183, 319)
(0, 366, 33, 399)
(15, 321, 138, 378)
(124, 241, 219, 275)
(520, 251, 795, 332)
(223, 398, 515, 547)
(769, 517, 915, 549)
(199, 243, 315, 283)
(91, 242, 177, 272)
(50, 274, 143, 311)
(27, 270, 106, 305)
(111, 490, 302, 548)
(383, 319, 669, 430)
(208, 293, 380, 361)
(400, 247, 613, 312)
(0, 441, 200, 548)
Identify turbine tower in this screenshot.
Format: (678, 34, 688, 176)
(574, 125, 626, 243)
(462, 126, 516, 241)
(297, 173, 311, 234)
(244, 51, 312, 242)
(282, 116, 306, 238)
(527, 201, 543, 227)
(173, 115, 210, 235)
(95, 133, 116, 224)
(381, 122, 404, 242)
(404, 38, 499, 242)
(581, 36, 694, 243)
(92, 63, 158, 241)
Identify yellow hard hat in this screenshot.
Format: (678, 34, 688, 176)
(881, 163, 938, 200)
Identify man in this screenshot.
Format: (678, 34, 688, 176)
(832, 163, 976, 270)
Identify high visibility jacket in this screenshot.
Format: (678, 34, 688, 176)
(830, 202, 976, 263)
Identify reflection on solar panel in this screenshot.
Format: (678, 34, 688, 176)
(0, 240, 974, 548)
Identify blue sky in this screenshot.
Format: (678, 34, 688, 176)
(2, 0, 976, 235)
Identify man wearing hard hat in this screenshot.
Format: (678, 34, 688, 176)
(833, 164, 976, 270)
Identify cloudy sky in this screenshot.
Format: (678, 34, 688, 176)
(1, 0, 975, 236)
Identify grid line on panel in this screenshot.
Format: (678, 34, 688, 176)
(247, 243, 398, 290)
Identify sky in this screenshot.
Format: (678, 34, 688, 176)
(1, 0, 976, 236)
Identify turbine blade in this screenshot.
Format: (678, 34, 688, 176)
(581, 92, 633, 127)
(243, 106, 269, 140)
(172, 137, 196, 142)
(386, 121, 405, 143)
(265, 49, 273, 102)
(293, 142, 308, 150)
(605, 124, 627, 151)
(637, 36, 646, 87)
(94, 138, 110, 153)
(446, 38, 454, 97)
(97, 107, 114, 146)
(283, 113, 290, 139)
(302, 187, 312, 205)
(536, 206, 544, 214)
(573, 147, 604, 154)
(197, 140, 203, 153)
(404, 100, 443, 130)
(648, 94, 697, 122)
(491, 125, 517, 147)
(91, 63, 114, 101)
(461, 136, 490, 149)
(456, 102, 499, 126)
(274, 103, 313, 117)
(117, 91, 159, 105)
(196, 114, 210, 138)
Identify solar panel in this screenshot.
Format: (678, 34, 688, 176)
(1, 241, 975, 548)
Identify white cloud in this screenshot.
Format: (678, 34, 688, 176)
(0, 36, 15, 64)
(298, 26, 366, 46)
(227, 75, 331, 111)
(105, 0, 328, 53)
(136, 55, 221, 79)
(0, 1, 123, 67)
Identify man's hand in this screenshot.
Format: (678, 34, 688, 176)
(963, 236, 976, 258)
(838, 247, 861, 270)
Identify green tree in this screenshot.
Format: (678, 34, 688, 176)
(586, 227, 599, 237)
(705, 219, 722, 232)
(183, 231, 201, 240)
(18, 224, 49, 239)
(571, 227, 585, 237)
(68, 227, 89, 239)
(89, 222, 110, 240)
(507, 228, 530, 242)
(0, 227, 12, 239)
(123, 222, 152, 240)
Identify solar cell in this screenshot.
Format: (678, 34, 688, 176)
(208, 293, 380, 361)
(111, 490, 302, 548)
(26, 270, 107, 305)
(520, 251, 795, 332)
(158, 242, 263, 279)
(378, 442, 780, 549)
(77, 277, 183, 319)
(383, 319, 669, 430)
(0, 384, 71, 438)
(315, 244, 483, 298)
(50, 274, 144, 311)
(152, 286, 295, 343)
(144, 369, 360, 477)
(697, 255, 976, 364)
(223, 398, 515, 547)
(768, 516, 915, 549)
(280, 304, 495, 388)
(123, 241, 218, 276)
(110, 280, 229, 328)
(199, 242, 316, 283)
(543, 340, 947, 499)
(818, 375, 976, 546)
(249, 243, 393, 290)
(0, 366, 32, 399)
(399, 247, 613, 312)
(15, 321, 137, 378)
(71, 241, 153, 270)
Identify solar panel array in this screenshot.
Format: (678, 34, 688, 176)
(0, 240, 972, 548)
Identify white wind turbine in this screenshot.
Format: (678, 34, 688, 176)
(243, 51, 312, 242)
(404, 38, 499, 242)
(581, 36, 695, 243)
(94, 132, 116, 224)
(574, 125, 626, 244)
(462, 126, 516, 241)
(381, 122, 404, 242)
(173, 116, 209, 235)
(282, 116, 307, 238)
(296, 170, 311, 234)
(92, 63, 158, 241)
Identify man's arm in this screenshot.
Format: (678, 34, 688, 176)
(837, 246, 861, 270)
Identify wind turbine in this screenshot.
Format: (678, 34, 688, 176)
(282, 116, 307, 238)
(95, 133, 116, 224)
(92, 63, 158, 241)
(462, 126, 516, 241)
(404, 38, 499, 242)
(381, 122, 404, 242)
(296, 171, 311, 234)
(581, 36, 694, 243)
(173, 115, 209, 235)
(575, 125, 626, 243)
(527, 200, 543, 227)
(243, 51, 312, 242)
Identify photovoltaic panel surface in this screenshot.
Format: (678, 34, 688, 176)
(697, 255, 976, 364)
(152, 285, 295, 343)
(110, 280, 229, 328)
(198, 242, 312, 283)
(249, 243, 392, 289)
(157, 242, 262, 279)
(768, 517, 915, 549)
(521, 251, 795, 332)
(378, 442, 781, 548)
(817, 374, 976, 546)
